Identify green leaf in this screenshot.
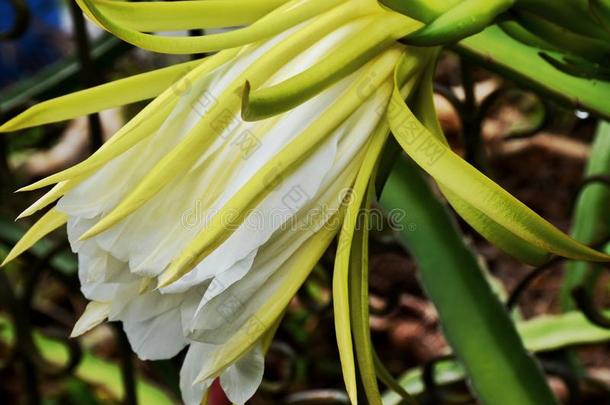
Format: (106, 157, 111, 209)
(590, 0, 610, 33)
(457, 26, 610, 120)
(379, 156, 557, 405)
(519, 309, 610, 352)
(514, 8, 610, 61)
(380, 0, 610, 119)
(0, 316, 174, 404)
(539, 52, 610, 81)
(517, 0, 610, 41)
(381, 310, 610, 404)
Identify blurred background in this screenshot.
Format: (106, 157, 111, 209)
(1, 1, 610, 404)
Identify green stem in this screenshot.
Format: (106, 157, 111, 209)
(561, 122, 610, 310)
(380, 157, 557, 405)
(380, 0, 610, 119)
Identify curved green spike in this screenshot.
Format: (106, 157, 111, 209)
(0, 59, 200, 133)
(76, 0, 346, 54)
(242, 12, 420, 121)
(92, 0, 289, 32)
(402, 0, 514, 46)
(17, 181, 76, 219)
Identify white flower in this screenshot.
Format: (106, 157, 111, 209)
(2, 2, 416, 401)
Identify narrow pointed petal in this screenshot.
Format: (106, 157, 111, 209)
(333, 117, 394, 405)
(76, 0, 348, 54)
(17, 49, 239, 192)
(350, 183, 383, 405)
(2, 209, 68, 266)
(590, 0, 610, 33)
(406, 53, 549, 265)
(0, 59, 201, 132)
(70, 301, 110, 337)
(17, 180, 76, 219)
(93, 0, 289, 32)
(387, 53, 610, 262)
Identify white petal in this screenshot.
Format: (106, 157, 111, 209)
(186, 143, 363, 343)
(162, 247, 258, 295)
(180, 343, 214, 405)
(220, 343, 265, 405)
(70, 301, 110, 337)
(121, 307, 187, 360)
(77, 251, 120, 302)
(115, 288, 184, 324)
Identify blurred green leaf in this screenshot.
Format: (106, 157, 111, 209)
(457, 26, 610, 119)
(382, 309, 610, 404)
(0, 316, 174, 404)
